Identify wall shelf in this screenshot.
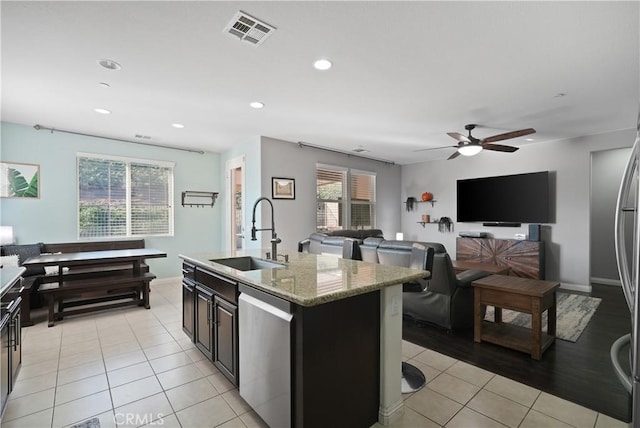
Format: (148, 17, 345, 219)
(182, 191, 219, 207)
(417, 221, 440, 228)
(404, 199, 437, 210)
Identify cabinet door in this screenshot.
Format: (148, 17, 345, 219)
(195, 287, 214, 360)
(1, 316, 10, 416)
(213, 296, 238, 385)
(182, 280, 195, 340)
(480, 239, 543, 279)
(10, 307, 21, 387)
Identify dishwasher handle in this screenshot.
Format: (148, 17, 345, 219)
(239, 293, 293, 321)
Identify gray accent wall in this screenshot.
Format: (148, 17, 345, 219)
(401, 128, 636, 289)
(259, 137, 402, 253)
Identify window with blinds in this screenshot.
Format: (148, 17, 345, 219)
(78, 154, 174, 238)
(351, 171, 375, 229)
(316, 167, 345, 232)
(316, 165, 375, 231)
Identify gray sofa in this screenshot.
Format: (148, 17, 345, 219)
(299, 233, 489, 330)
(297, 229, 384, 258)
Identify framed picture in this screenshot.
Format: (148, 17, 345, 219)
(0, 161, 40, 198)
(272, 177, 295, 200)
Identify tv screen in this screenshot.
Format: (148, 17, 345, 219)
(457, 171, 550, 224)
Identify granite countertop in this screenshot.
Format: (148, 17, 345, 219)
(0, 266, 26, 300)
(179, 250, 427, 307)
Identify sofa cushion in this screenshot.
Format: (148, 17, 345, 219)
(3, 243, 45, 276)
(325, 229, 384, 240)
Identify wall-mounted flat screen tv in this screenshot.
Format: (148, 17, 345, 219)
(457, 171, 550, 224)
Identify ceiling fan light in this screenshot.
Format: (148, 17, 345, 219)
(458, 145, 483, 156)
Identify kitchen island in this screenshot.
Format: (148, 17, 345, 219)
(179, 251, 426, 428)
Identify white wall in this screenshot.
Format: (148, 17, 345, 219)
(259, 137, 402, 253)
(401, 128, 636, 289)
(220, 138, 262, 252)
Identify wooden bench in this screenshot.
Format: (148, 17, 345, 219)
(39, 272, 156, 327)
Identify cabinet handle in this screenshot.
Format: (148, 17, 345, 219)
(207, 302, 211, 324)
(14, 319, 19, 350)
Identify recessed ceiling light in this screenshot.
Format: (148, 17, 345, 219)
(250, 101, 264, 109)
(99, 82, 110, 88)
(94, 108, 111, 115)
(525, 138, 535, 142)
(172, 123, 185, 129)
(313, 59, 332, 71)
(97, 59, 122, 70)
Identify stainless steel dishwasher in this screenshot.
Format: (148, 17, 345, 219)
(239, 290, 293, 428)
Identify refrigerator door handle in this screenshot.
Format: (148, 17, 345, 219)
(615, 134, 639, 312)
(611, 333, 632, 394)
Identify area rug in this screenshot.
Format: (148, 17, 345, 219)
(484, 292, 602, 342)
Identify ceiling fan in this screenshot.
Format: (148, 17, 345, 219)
(418, 124, 536, 160)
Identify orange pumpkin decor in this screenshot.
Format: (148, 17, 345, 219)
(421, 192, 433, 202)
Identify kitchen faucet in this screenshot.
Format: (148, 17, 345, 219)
(250, 197, 281, 261)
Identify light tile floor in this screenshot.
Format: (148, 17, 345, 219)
(1, 279, 631, 428)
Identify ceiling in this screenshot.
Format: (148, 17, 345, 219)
(2, 1, 638, 165)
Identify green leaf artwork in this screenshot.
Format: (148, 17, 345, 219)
(1, 162, 39, 198)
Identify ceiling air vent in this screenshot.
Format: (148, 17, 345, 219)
(224, 11, 276, 45)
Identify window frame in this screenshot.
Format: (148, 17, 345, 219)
(77, 152, 175, 239)
(316, 164, 376, 231)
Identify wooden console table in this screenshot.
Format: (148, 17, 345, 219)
(472, 274, 560, 360)
(452, 260, 510, 275)
(456, 237, 545, 279)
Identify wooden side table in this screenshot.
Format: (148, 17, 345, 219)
(472, 274, 560, 360)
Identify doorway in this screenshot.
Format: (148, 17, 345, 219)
(226, 156, 245, 255)
(590, 147, 632, 285)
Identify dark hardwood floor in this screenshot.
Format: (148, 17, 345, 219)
(402, 284, 632, 422)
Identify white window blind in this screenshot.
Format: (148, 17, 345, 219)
(78, 154, 174, 238)
(316, 165, 376, 231)
(316, 167, 345, 232)
(351, 171, 376, 229)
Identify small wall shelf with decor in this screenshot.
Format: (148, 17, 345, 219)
(417, 220, 440, 228)
(404, 197, 437, 211)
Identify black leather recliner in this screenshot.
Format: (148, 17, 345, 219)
(403, 252, 489, 330)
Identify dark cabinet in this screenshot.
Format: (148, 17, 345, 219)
(1, 314, 10, 416)
(195, 286, 214, 360)
(213, 296, 238, 384)
(182, 279, 195, 340)
(1, 290, 22, 418)
(10, 304, 21, 383)
(181, 261, 239, 386)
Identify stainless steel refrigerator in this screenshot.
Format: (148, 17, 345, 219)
(611, 109, 640, 426)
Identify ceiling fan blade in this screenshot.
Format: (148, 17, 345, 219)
(482, 128, 536, 143)
(447, 150, 462, 160)
(447, 132, 471, 143)
(413, 145, 458, 152)
(482, 143, 520, 153)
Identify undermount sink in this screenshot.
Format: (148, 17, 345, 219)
(210, 256, 284, 271)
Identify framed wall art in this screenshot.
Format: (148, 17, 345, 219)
(272, 177, 295, 200)
(0, 161, 40, 198)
